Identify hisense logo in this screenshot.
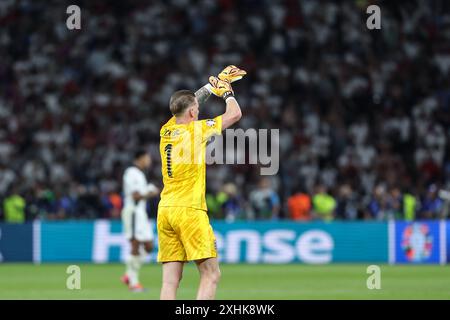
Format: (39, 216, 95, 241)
(91, 221, 334, 264)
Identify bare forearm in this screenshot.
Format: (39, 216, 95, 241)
(132, 190, 159, 201)
(225, 97, 241, 117)
(195, 84, 212, 105)
(221, 97, 242, 130)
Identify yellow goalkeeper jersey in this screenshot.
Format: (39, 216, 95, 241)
(159, 115, 222, 211)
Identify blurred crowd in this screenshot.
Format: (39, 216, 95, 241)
(0, 0, 450, 222)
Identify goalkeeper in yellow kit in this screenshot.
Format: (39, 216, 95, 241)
(158, 66, 246, 300)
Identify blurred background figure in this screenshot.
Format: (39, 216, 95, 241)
(335, 184, 358, 221)
(312, 184, 336, 221)
(420, 184, 444, 219)
(102, 189, 123, 219)
(386, 186, 403, 221)
(286, 184, 311, 221)
(221, 183, 244, 223)
(249, 178, 280, 220)
(3, 185, 26, 223)
(206, 182, 244, 222)
(366, 184, 389, 221)
(402, 188, 417, 221)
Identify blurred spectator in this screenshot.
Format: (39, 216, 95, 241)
(34, 185, 58, 220)
(77, 185, 104, 219)
(335, 184, 358, 220)
(3, 186, 26, 223)
(287, 184, 311, 221)
(312, 184, 336, 221)
(221, 183, 244, 222)
(386, 186, 403, 220)
(102, 191, 123, 219)
(56, 192, 77, 220)
(0, 163, 15, 195)
(249, 178, 280, 220)
(366, 184, 389, 220)
(402, 189, 417, 221)
(206, 183, 244, 221)
(206, 188, 224, 220)
(419, 184, 444, 219)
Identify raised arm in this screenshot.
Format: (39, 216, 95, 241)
(208, 76, 242, 130)
(195, 84, 213, 105)
(196, 65, 246, 106)
(221, 96, 242, 130)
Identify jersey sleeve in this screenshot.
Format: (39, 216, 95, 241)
(199, 115, 222, 141)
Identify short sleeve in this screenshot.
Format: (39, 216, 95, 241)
(199, 115, 222, 141)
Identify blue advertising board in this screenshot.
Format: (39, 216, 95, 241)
(2, 220, 447, 264)
(0, 223, 33, 262)
(38, 220, 388, 263)
(212, 221, 388, 263)
(41, 221, 96, 262)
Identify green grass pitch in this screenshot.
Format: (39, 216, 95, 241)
(1, 263, 449, 300)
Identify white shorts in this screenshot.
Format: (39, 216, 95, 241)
(121, 206, 154, 242)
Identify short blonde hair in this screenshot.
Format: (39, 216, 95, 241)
(169, 90, 196, 116)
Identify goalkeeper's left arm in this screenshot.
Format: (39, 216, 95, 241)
(194, 65, 246, 105)
(194, 83, 213, 105)
(208, 76, 242, 130)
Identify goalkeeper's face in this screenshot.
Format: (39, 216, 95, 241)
(188, 99, 200, 121)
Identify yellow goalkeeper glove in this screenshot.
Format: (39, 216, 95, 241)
(218, 65, 247, 83)
(209, 76, 234, 100)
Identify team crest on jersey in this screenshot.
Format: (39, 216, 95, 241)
(205, 119, 216, 127)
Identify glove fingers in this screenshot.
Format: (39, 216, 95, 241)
(209, 76, 219, 86)
(230, 68, 246, 76)
(209, 76, 222, 97)
(209, 76, 233, 97)
(219, 66, 247, 82)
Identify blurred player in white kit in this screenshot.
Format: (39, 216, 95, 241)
(121, 149, 160, 292)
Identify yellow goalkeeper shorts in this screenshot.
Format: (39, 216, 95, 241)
(157, 206, 217, 262)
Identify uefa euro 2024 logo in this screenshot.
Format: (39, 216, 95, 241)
(401, 223, 433, 262)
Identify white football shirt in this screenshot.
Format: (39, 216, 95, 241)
(123, 166, 148, 213)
